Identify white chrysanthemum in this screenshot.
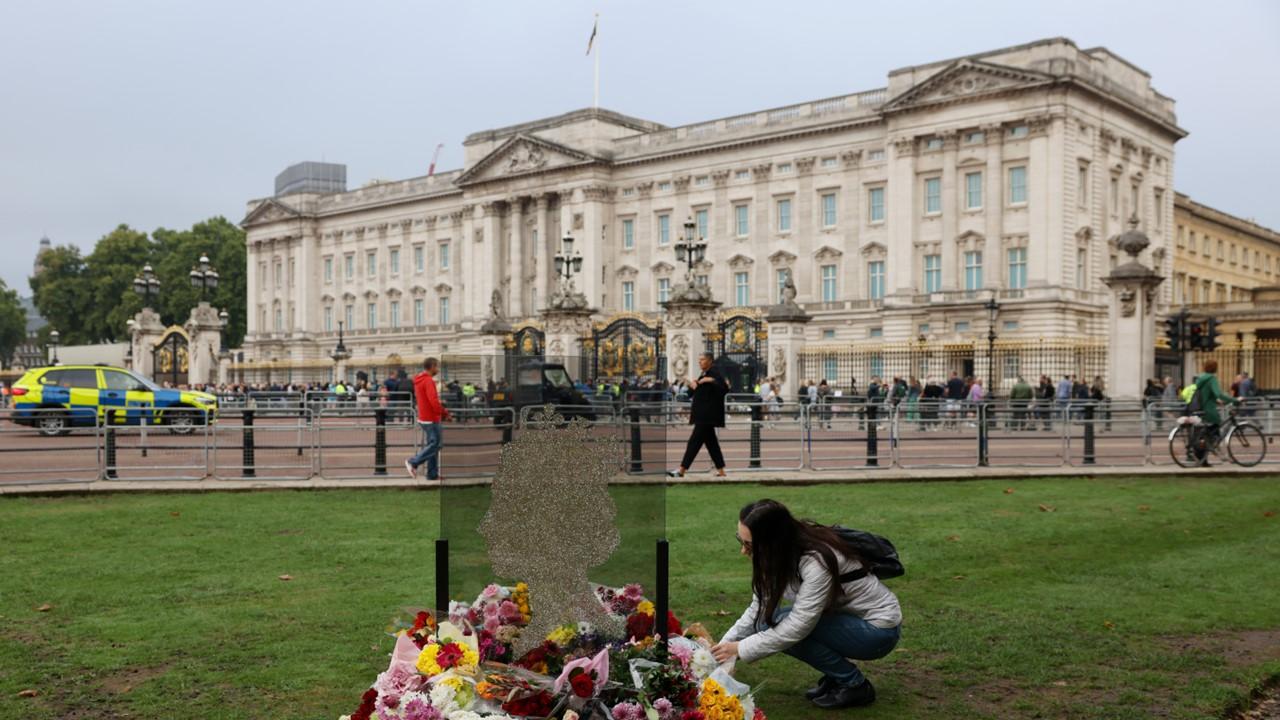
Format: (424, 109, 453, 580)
(690, 647, 717, 680)
(429, 682, 459, 715)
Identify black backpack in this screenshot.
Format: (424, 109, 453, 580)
(832, 525, 904, 581)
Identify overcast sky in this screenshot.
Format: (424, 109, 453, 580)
(2, 0, 1278, 296)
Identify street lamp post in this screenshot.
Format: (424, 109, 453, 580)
(673, 216, 707, 282)
(218, 309, 230, 355)
(330, 320, 351, 383)
(984, 292, 1001, 395)
(133, 264, 161, 308)
(553, 234, 584, 290)
(48, 330, 60, 366)
(189, 254, 220, 300)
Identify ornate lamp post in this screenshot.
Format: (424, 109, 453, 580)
(218, 309, 231, 356)
(673, 217, 707, 282)
(984, 292, 1001, 395)
(189, 253, 220, 300)
(48, 329, 60, 366)
(330, 320, 351, 382)
(554, 234, 584, 290)
(133, 264, 161, 308)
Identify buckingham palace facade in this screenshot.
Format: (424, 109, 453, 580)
(237, 37, 1184, 386)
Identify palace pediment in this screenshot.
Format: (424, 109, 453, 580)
(455, 134, 605, 186)
(242, 198, 306, 227)
(883, 59, 1054, 113)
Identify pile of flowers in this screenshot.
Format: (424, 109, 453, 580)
(342, 583, 766, 720)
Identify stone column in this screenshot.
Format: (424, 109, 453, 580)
(1102, 220, 1164, 401)
(983, 124, 1005, 286)
(458, 205, 476, 325)
(1028, 114, 1058, 287)
(479, 202, 503, 325)
(581, 186, 612, 307)
(534, 195, 551, 313)
(765, 301, 813, 404)
(542, 306, 595, 371)
(887, 137, 917, 297)
(130, 307, 166, 380)
(940, 132, 960, 290)
(184, 302, 224, 387)
(1241, 331, 1258, 378)
(661, 270, 721, 386)
(507, 196, 525, 319)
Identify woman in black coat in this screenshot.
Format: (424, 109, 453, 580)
(670, 352, 729, 478)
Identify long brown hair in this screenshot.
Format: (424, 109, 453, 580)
(739, 499, 852, 628)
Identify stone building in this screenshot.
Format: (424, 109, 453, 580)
(237, 37, 1186, 393)
(1171, 194, 1280, 390)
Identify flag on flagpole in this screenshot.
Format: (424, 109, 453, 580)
(586, 15, 597, 55)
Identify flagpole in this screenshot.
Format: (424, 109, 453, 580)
(593, 13, 600, 109)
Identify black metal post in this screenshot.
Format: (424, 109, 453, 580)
(1083, 402, 1096, 465)
(374, 408, 388, 476)
(629, 404, 643, 473)
(655, 538, 669, 659)
(978, 403, 990, 467)
(435, 538, 449, 614)
(241, 409, 256, 477)
(104, 409, 118, 479)
(750, 404, 763, 468)
(865, 402, 879, 466)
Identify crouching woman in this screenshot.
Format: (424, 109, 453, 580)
(711, 499, 901, 709)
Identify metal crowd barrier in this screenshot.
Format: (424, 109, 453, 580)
(211, 407, 313, 480)
(103, 408, 211, 481)
(891, 400, 984, 468)
(807, 399, 892, 471)
(721, 399, 806, 471)
(0, 407, 102, 484)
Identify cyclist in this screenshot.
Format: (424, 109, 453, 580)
(1187, 359, 1239, 464)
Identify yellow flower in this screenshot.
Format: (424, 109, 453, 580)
(416, 645, 443, 677)
(546, 624, 577, 647)
(636, 600, 655, 616)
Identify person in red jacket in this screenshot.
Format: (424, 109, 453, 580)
(406, 357, 449, 480)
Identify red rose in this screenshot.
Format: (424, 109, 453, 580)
(570, 671, 596, 698)
(626, 612, 654, 641)
(678, 686, 699, 708)
(435, 642, 464, 669)
(666, 611, 683, 637)
(503, 690, 555, 715)
(681, 711, 706, 720)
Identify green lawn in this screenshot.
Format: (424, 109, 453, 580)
(1, 477, 1278, 719)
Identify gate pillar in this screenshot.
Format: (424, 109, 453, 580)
(765, 273, 812, 403)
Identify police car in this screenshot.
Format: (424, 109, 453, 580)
(9, 364, 218, 436)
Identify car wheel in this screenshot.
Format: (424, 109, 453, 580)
(37, 411, 68, 437)
(167, 408, 200, 435)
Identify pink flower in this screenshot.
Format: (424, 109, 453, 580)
(483, 602, 501, 619)
(483, 615, 501, 633)
(482, 583, 502, 599)
(655, 698, 679, 720)
(401, 695, 442, 720)
(374, 653, 422, 702)
(499, 600, 523, 624)
(611, 701, 646, 720)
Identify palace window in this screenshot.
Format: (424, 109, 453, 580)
(866, 149, 885, 161)
(367, 303, 377, 329)
(345, 254, 354, 280)
(735, 205, 749, 237)
(324, 306, 333, 332)
(1007, 248, 1028, 290)
(438, 296, 450, 324)
(868, 261, 885, 299)
(657, 278, 670, 303)
(822, 193, 837, 227)
(734, 272, 750, 306)
(777, 199, 792, 232)
(658, 214, 670, 245)
(923, 254, 941, 293)
(965, 172, 983, 210)
(389, 300, 400, 328)
(965, 131, 984, 144)
(366, 251, 377, 278)
(696, 208, 709, 239)
(622, 219, 634, 250)
(776, 268, 788, 303)
(821, 156, 838, 168)
(924, 178, 941, 214)
(734, 169, 750, 180)
(1008, 166, 1027, 205)
(1076, 248, 1088, 289)
(622, 281, 635, 311)
(344, 304, 353, 330)
(1078, 163, 1089, 209)
(821, 264, 837, 302)
(324, 257, 333, 283)
(390, 248, 400, 275)
(1008, 125, 1029, 139)
(439, 242, 450, 269)
(964, 251, 983, 291)
(868, 187, 885, 223)
(414, 299, 425, 326)
(414, 244, 424, 272)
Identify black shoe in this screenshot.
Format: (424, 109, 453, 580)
(812, 679, 876, 709)
(804, 676, 837, 701)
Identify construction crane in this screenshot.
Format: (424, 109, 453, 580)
(428, 144, 444, 177)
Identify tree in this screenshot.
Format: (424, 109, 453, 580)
(151, 217, 246, 347)
(30, 244, 93, 345)
(83, 224, 153, 342)
(0, 280, 27, 368)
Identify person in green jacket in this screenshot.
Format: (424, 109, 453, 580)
(1008, 376, 1034, 431)
(1190, 359, 1239, 462)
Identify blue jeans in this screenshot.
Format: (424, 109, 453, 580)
(760, 607, 900, 687)
(409, 423, 442, 479)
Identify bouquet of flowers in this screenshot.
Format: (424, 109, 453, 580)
(342, 583, 765, 720)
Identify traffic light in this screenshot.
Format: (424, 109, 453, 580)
(1186, 321, 1204, 350)
(1204, 317, 1221, 351)
(1164, 315, 1183, 351)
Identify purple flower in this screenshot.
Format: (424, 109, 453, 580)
(611, 701, 646, 720)
(401, 694, 442, 720)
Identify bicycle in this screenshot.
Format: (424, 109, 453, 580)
(1168, 404, 1268, 468)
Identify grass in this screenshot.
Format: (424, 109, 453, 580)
(0, 477, 1277, 719)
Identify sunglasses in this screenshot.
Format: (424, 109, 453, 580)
(735, 534, 752, 553)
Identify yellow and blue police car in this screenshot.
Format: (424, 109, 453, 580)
(9, 364, 218, 436)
